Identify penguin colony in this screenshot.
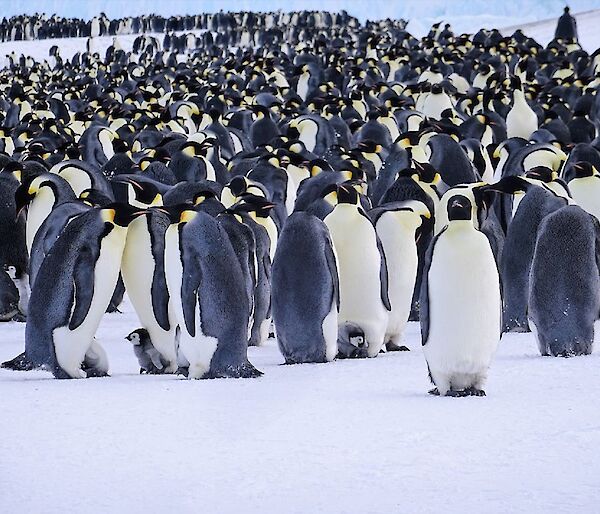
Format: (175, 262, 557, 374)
(0, 7, 596, 396)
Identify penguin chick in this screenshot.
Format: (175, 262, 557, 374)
(126, 328, 170, 374)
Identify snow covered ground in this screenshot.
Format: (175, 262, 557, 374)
(2, 300, 600, 513)
(2, 4, 600, 514)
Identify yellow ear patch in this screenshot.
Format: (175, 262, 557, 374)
(101, 209, 116, 223)
(324, 191, 338, 205)
(180, 210, 197, 223)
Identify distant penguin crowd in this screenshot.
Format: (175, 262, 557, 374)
(0, 6, 596, 396)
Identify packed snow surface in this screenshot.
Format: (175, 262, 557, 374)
(1, 301, 600, 513)
(2, 4, 600, 514)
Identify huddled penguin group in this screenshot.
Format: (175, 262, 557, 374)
(0, 6, 597, 395)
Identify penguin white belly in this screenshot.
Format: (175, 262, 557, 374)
(256, 216, 277, 261)
(424, 225, 500, 390)
(284, 173, 296, 216)
(298, 122, 318, 153)
(297, 73, 310, 101)
(325, 207, 387, 356)
(56, 167, 92, 196)
(380, 117, 399, 142)
(53, 227, 127, 378)
(122, 218, 177, 370)
(98, 131, 114, 160)
(512, 191, 525, 218)
(287, 164, 309, 193)
(569, 179, 600, 221)
(481, 126, 494, 148)
(377, 214, 419, 344)
(493, 151, 509, 182)
(523, 150, 557, 172)
(26, 190, 54, 253)
(422, 94, 453, 120)
(506, 100, 538, 140)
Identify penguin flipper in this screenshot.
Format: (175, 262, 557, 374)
(376, 234, 392, 311)
(181, 254, 202, 337)
(420, 229, 445, 346)
(69, 243, 100, 330)
(324, 231, 340, 310)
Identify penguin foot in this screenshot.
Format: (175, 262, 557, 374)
(428, 388, 440, 396)
(11, 312, 26, 322)
(176, 366, 190, 377)
(467, 388, 486, 397)
(386, 342, 410, 352)
(446, 389, 469, 397)
(1, 352, 36, 371)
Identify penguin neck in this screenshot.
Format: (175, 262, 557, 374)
(446, 219, 475, 232)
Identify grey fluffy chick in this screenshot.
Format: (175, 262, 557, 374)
(125, 328, 170, 374)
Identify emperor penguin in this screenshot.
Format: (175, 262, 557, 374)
(566, 162, 600, 222)
(322, 183, 390, 358)
(271, 211, 339, 364)
(529, 206, 599, 357)
(25, 205, 144, 378)
(164, 207, 261, 379)
(506, 77, 538, 140)
(488, 176, 569, 333)
(370, 201, 431, 351)
(121, 208, 178, 373)
(421, 194, 501, 396)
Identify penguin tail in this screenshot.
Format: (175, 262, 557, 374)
(1, 351, 37, 371)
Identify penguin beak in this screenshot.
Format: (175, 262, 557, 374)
(14, 184, 34, 219)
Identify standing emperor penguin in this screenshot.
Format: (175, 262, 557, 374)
(121, 208, 178, 373)
(323, 183, 390, 358)
(164, 207, 261, 379)
(421, 194, 501, 396)
(369, 201, 432, 351)
(272, 211, 339, 364)
(25, 205, 144, 378)
(529, 206, 599, 357)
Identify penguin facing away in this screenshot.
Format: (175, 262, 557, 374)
(529, 206, 600, 357)
(164, 207, 261, 379)
(271, 211, 339, 364)
(421, 194, 501, 396)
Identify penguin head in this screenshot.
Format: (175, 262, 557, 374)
(14, 174, 61, 217)
(484, 175, 530, 195)
(101, 203, 148, 228)
(112, 177, 163, 207)
(229, 194, 276, 219)
(446, 194, 473, 222)
(159, 204, 199, 225)
(572, 162, 598, 179)
(525, 166, 557, 183)
(79, 189, 113, 207)
(321, 182, 361, 207)
(125, 328, 149, 346)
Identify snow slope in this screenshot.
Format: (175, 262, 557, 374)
(2, 5, 600, 514)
